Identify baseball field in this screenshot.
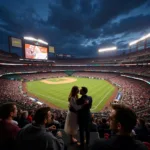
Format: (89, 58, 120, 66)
(26, 77, 117, 112)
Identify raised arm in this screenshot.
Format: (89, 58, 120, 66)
(70, 97, 82, 111)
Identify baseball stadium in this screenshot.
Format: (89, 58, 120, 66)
(0, 1, 150, 150)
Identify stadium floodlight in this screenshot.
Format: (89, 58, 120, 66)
(129, 33, 150, 46)
(98, 46, 117, 52)
(37, 39, 48, 45)
(24, 37, 37, 41)
(24, 36, 48, 45)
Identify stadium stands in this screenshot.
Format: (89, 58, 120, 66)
(73, 72, 150, 111)
(0, 65, 150, 77)
(0, 49, 150, 150)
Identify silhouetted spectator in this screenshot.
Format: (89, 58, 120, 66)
(18, 111, 29, 128)
(16, 107, 64, 150)
(46, 114, 61, 136)
(90, 104, 147, 150)
(0, 103, 20, 150)
(90, 117, 98, 132)
(135, 118, 149, 142)
(98, 118, 110, 138)
(27, 110, 33, 123)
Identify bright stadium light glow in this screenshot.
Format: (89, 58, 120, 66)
(98, 46, 117, 52)
(24, 36, 48, 45)
(24, 37, 37, 41)
(37, 39, 48, 45)
(129, 33, 150, 46)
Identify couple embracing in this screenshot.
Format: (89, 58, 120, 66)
(64, 86, 92, 148)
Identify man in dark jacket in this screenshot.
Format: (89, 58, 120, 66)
(16, 107, 64, 150)
(90, 104, 147, 150)
(77, 87, 92, 148)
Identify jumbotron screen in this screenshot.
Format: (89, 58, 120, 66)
(25, 44, 48, 60)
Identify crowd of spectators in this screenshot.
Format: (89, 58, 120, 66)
(121, 48, 150, 63)
(0, 65, 150, 77)
(109, 76, 150, 110)
(0, 71, 149, 117)
(0, 103, 150, 150)
(0, 70, 150, 149)
(0, 79, 46, 110)
(0, 72, 149, 113)
(0, 50, 19, 62)
(73, 72, 150, 111)
(20, 72, 67, 80)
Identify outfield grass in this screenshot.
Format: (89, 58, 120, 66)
(26, 77, 115, 112)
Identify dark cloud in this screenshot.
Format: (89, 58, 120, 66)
(47, 2, 85, 33)
(61, 0, 77, 10)
(103, 14, 150, 36)
(90, 0, 148, 29)
(80, 0, 92, 15)
(47, 0, 149, 38)
(0, 6, 23, 34)
(0, 0, 150, 57)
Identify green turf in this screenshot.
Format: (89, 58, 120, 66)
(26, 77, 115, 112)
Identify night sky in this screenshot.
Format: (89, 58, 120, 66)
(0, 0, 150, 57)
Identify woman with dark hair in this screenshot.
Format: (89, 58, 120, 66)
(64, 86, 85, 143)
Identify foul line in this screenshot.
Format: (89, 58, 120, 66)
(91, 87, 114, 111)
(29, 82, 114, 111)
(92, 83, 110, 105)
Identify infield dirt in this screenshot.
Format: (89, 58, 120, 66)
(41, 77, 77, 84)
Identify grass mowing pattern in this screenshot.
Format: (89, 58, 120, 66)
(26, 77, 115, 112)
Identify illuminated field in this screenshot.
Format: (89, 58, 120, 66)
(26, 77, 116, 112)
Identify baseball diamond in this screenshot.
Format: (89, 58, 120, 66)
(25, 77, 117, 112)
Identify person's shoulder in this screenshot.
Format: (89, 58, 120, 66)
(13, 123, 20, 132)
(5, 120, 20, 131)
(87, 95, 92, 98)
(86, 95, 92, 100)
(134, 140, 148, 150)
(44, 130, 59, 141)
(2, 121, 20, 136)
(22, 123, 32, 128)
(90, 138, 111, 150)
(11, 120, 18, 125)
(18, 123, 31, 133)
